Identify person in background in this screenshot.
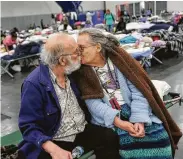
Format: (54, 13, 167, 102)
(86, 11, 95, 25)
(51, 14, 58, 31)
(104, 9, 115, 32)
(115, 17, 126, 33)
(146, 8, 152, 17)
(139, 14, 147, 23)
(123, 10, 130, 24)
(41, 19, 46, 30)
(62, 14, 69, 30)
(0, 31, 6, 53)
(11, 27, 19, 33)
(84, 20, 93, 28)
(3, 31, 19, 53)
(51, 14, 56, 25)
(1, 30, 6, 44)
(2, 30, 25, 71)
(74, 28, 182, 159)
(18, 33, 120, 159)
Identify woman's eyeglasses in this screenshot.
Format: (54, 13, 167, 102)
(59, 44, 96, 57)
(78, 44, 96, 52)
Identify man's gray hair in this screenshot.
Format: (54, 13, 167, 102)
(40, 33, 73, 68)
(79, 28, 120, 57)
(40, 44, 64, 68)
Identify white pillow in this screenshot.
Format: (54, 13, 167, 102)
(151, 80, 171, 99)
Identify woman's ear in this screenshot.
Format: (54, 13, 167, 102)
(59, 56, 66, 66)
(96, 43, 102, 53)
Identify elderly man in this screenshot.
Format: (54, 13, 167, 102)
(18, 33, 120, 159)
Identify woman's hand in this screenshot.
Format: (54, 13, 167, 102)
(120, 120, 138, 135)
(114, 117, 136, 135)
(130, 123, 145, 138)
(114, 117, 145, 138)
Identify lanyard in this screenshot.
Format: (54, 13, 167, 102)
(95, 60, 120, 97)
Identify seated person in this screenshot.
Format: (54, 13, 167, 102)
(84, 20, 93, 28)
(74, 28, 182, 159)
(1, 30, 6, 43)
(62, 14, 69, 30)
(11, 27, 19, 33)
(115, 17, 126, 33)
(139, 15, 147, 23)
(3, 31, 23, 54)
(3, 31, 17, 53)
(1, 31, 6, 51)
(18, 33, 120, 159)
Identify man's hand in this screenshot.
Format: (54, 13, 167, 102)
(42, 140, 73, 159)
(130, 123, 145, 138)
(50, 147, 73, 159)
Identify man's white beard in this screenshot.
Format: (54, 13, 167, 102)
(64, 57, 81, 75)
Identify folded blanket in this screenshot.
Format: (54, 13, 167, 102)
(119, 35, 137, 44)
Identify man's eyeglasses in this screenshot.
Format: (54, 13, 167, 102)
(60, 47, 82, 57)
(59, 44, 96, 58)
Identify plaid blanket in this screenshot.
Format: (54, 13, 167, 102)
(152, 30, 183, 55)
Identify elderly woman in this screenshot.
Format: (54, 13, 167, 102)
(71, 28, 182, 159)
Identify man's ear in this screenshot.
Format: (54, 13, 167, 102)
(59, 56, 66, 66)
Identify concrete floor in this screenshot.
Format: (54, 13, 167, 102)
(1, 56, 183, 159)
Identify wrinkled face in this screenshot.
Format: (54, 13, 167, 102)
(77, 34, 97, 65)
(62, 40, 81, 74)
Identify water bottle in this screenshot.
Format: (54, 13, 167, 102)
(72, 146, 84, 158)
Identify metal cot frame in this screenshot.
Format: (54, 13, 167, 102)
(1, 53, 40, 78)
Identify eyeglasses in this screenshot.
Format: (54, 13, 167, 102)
(60, 47, 82, 57)
(79, 44, 96, 52)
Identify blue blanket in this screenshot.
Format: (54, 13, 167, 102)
(119, 35, 137, 44)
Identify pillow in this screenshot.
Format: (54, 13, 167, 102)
(151, 80, 171, 99)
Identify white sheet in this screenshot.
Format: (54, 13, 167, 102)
(126, 22, 155, 30)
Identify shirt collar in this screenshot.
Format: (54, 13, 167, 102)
(49, 68, 69, 88)
(49, 68, 57, 84)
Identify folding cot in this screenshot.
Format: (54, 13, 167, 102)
(1, 53, 41, 78)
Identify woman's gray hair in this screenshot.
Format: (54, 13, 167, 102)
(40, 45, 64, 68)
(79, 28, 120, 57)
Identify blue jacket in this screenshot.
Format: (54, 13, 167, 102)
(85, 66, 162, 128)
(18, 64, 89, 159)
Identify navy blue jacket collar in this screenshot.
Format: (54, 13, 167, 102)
(39, 64, 53, 90)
